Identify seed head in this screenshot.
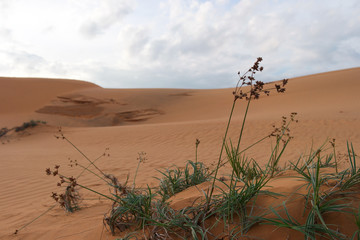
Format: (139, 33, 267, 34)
(233, 57, 288, 101)
(196, 138, 200, 147)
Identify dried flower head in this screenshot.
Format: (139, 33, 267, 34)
(196, 138, 200, 147)
(270, 112, 298, 144)
(54, 127, 66, 140)
(233, 57, 288, 101)
(329, 138, 336, 148)
(137, 152, 147, 163)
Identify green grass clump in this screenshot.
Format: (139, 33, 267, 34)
(105, 187, 154, 235)
(157, 160, 212, 201)
(263, 142, 359, 239)
(226, 142, 263, 182)
(150, 199, 218, 239)
(338, 142, 360, 191)
(217, 175, 270, 235)
(301, 159, 348, 239)
(263, 203, 345, 240)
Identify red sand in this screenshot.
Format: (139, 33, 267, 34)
(0, 68, 359, 239)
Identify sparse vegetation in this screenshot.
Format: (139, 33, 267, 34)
(263, 142, 359, 239)
(0, 120, 46, 138)
(47, 135, 358, 239)
(15, 58, 359, 239)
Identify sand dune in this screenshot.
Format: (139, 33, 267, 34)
(0, 77, 99, 127)
(0, 68, 360, 239)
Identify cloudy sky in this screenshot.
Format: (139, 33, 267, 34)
(0, 0, 359, 88)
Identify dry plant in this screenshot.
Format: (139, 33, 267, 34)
(45, 128, 129, 210)
(207, 57, 288, 206)
(46, 166, 81, 212)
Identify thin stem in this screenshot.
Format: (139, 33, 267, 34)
(59, 174, 119, 202)
(236, 98, 252, 153)
(195, 138, 200, 164)
(15, 152, 107, 234)
(267, 119, 293, 176)
(239, 135, 269, 155)
(207, 99, 237, 206)
(14, 205, 56, 234)
(333, 144, 338, 174)
(76, 182, 119, 202)
(221, 134, 271, 167)
(63, 137, 107, 178)
(229, 97, 251, 202)
(76, 162, 109, 184)
(77, 152, 106, 179)
(195, 144, 198, 164)
(15, 151, 108, 234)
(133, 157, 142, 189)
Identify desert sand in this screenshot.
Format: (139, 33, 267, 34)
(0, 68, 360, 239)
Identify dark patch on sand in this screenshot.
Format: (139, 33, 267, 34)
(112, 109, 164, 125)
(36, 105, 104, 118)
(169, 92, 192, 97)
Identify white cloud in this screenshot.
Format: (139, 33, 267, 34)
(0, 28, 12, 41)
(0, 49, 45, 74)
(0, 48, 92, 81)
(79, 0, 134, 38)
(0, 0, 359, 88)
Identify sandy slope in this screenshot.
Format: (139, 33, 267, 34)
(0, 68, 360, 239)
(0, 77, 99, 127)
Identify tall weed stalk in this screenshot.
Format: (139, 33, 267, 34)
(207, 57, 288, 207)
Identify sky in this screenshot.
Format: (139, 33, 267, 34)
(0, 0, 359, 89)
